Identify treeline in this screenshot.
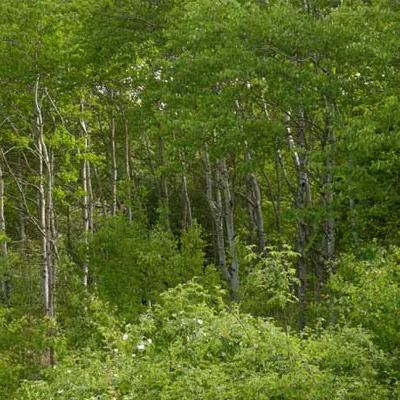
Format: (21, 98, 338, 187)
(0, 0, 400, 398)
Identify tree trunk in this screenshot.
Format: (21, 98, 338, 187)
(180, 153, 192, 230)
(93, 164, 108, 217)
(245, 153, 265, 253)
(79, 102, 93, 287)
(204, 147, 230, 287)
(181, 171, 193, 230)
(286, 109, 309, 330)
(34, 78, 51, 319)
(0, 149, 10, 304)
(321, 99, 336, 323)
(110, 96, 118, 217)
(274, 149, 283, 247)
(220, 159, 240, 299)
(34, 77, 56, 365)
(82, 144, 90, 287)
(124, 118, 133, 222)
(246, 179, 255, 244)
(158, 137, 170, 230)
(321, 101, 336, 283)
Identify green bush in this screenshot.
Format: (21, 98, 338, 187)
(89, 218, 207, 319)
(331, 246, 400, 352)
(18, 282, 390, 399)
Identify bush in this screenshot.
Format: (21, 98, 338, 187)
(89, 218, 207, 319)
(331, 246, 400, 353)
(18, 282, 390, 399)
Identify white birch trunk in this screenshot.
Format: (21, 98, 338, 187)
(220, 159, 239, 298)
(322, 100, 336, 275)
(158, 138, 170, 229)
(110, 95, 118, 217)
(204, 147, 230, 286)
(93, 164, 108, 217)
(0, 150, 10, 304)
(246, 179, 255, 244)
(40, 136, 55, 320)
(180, 154, 192, 230)
(286, 109, 309, 330)
(34, 78, 51, 318)
(35, 78, 57, 365)
(124, 119, 133, 222)
(80, 102, 92, 287)
(181, 171, 193, 230)
(82, 148, 90, 287)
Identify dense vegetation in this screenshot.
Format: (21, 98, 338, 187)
(1, 0, 400, 398)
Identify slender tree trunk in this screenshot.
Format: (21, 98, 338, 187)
(286, 109, 309, 330)
(124, 118, 133, 222)
(87, 158, 94, 234)
(40, 137, 57, 322)
(82, 145, 90, 287)
(44, 147, 56, 320)
(34, 77, 56, 365)
(0, 150, 10, 304)
(79, 102, 93, 287)
(245, 153, 265, 253)
(179, 152, 192, 230)
(321, 99, 336, 323)
(204, 147, 230, 286)
(321, 101, 336, 282)
(246, 179, 255, 244)
(34, 78, 50, 318)
(220, 159, 239, 298)
(349, 196, 360, 249)
(181, 170, 192, 230)
(110, 95, 118, 217)
(18, 152, 26, 244)
(93, 164, 107, 217)
(158, 137, 170, 229)
(274, 149, 283, 246)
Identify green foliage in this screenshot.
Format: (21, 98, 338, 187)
(240, 245, 299, 319)
(331, 247, 400, 353)
(17, 282, 390, 399)
(0, 308, 62, 399)
(89, 218, 207, 318)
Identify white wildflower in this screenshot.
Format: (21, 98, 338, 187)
(197, 319, 203, 325)
(154, 70, 162, 80)
(122, 333, 129, 341)
(136, 343, 145, 351)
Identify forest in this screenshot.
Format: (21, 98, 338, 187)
(0, 0, 400, 398)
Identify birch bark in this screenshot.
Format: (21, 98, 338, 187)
(34, 78, 51, 319)
(0, 149, 10, 304)
(220, 159, 239, 298)
(158, 137, 170, 229)
(204, 147, 230, 286)
(110, 92, 118, 217)
(79, 102, 93, 287)
(181, 169, 193, 229)
(321, 101, 336, 281)
(124, 118, 133, 222)
(285, 109, 310, 330)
